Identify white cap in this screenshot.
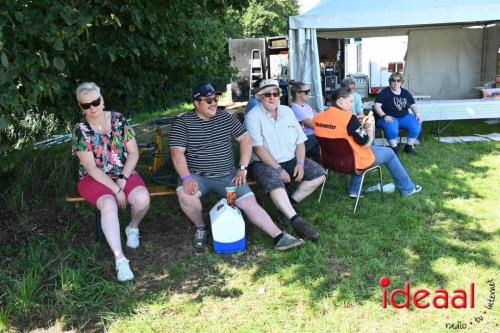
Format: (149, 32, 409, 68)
(257, 79, 280, 95)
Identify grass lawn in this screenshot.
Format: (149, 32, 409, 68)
(0, 115, 499, 332)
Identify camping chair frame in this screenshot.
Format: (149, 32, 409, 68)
(317, 137, 384, 213)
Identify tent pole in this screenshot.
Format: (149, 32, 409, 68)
(480, 24, 487, 84)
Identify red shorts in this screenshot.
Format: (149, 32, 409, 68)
(77, 173, 146, 206)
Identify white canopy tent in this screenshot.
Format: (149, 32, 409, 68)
(289, 0, 500, 111)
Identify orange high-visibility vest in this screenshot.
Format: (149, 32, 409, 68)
(313, 107, 375, 170)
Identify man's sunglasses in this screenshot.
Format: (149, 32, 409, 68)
(299, 90, 310, 95)
(390, 78, 402, 83)
(80, 97, 101, 109)
(262, 92, 280, 98)
(197, 96, 219, 104)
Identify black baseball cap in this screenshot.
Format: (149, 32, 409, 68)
(192, 82, 222, 99)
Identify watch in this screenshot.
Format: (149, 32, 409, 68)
(239, 165, 247, 171)
(118, 173, 128, 180)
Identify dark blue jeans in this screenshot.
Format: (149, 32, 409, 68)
(305, 134, 321, 163)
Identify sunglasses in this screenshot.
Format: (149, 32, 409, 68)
(79, 97, 101, 110)
(299, 90, 310, 95)
(390, 78, 402, 83)
(262, 92, 280, 98)
(197, 96, 219, 104)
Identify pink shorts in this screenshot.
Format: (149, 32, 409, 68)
(77, 173, 146, 206)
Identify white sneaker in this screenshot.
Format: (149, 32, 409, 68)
(402, 185, 422, 197)
(125, 226, 140, 249)
(115, 257, 134, 282)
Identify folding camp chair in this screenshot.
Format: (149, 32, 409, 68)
(317, 137, 384, 213)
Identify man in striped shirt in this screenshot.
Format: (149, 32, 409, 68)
(169, 82, 305, 251)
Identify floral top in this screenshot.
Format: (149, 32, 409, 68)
(72, 111, 135, 178)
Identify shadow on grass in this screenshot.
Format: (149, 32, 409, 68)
(1, 134, 500, 331)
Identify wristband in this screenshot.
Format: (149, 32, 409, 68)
(114, 188, 122, 195)
(382, 114, 388, 118)
(181, 174, 192, 182)
(297, 162, 304, 168)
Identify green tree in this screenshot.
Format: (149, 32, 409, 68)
(238, 0, 299, 38)
(0, 0, 249, 174)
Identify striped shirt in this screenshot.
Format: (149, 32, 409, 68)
(169, 110, 246, 177)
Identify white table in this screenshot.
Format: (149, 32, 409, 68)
(417, 99, 500, 121)
(363, 98, 500, 140)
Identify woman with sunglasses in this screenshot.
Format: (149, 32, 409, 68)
(373, 72, 422, 155)
(290, 82, 320, 163)
(71, 82, 150, 282)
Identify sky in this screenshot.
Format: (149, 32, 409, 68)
(298, 0, 321, 14)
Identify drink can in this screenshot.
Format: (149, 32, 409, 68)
(225, 186, 237, 207)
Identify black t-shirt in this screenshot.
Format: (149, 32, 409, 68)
(347, 115, 369, 146)
(375, 87, 415, 118)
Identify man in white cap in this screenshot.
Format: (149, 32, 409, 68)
(169, 82, 305, 251)
(244, 79, 326, 241)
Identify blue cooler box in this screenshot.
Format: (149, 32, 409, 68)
(209, 198, 246, 254)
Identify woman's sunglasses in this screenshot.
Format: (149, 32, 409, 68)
(299, 90, 310, 95)
(80, 97, 101, 109)
(262, 92, 280, 98)
(197, 96, 219, 104)
(390, 78, 402, 83)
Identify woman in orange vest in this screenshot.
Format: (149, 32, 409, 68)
(313, 88, 421, 197)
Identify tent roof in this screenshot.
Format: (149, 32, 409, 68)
(289, 0, 500, 31)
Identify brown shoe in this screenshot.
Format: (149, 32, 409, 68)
(290, 215, 319, 241)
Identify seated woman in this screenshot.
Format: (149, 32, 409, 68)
(72, 82, 150, 282)
(312, 88, 422, 197)
(340, 77, 364, 116)
(290, 82, 321, 163)
(373, 72, 422, 155)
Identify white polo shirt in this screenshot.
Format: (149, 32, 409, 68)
(245, 104, 307, 163)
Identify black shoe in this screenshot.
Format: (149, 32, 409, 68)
(390, 145, 399, 155)
(290, 215, 319, 241)
(403, 144, 417, 155)
(274, 231, 305, 251)
(192, 228, 209, 249)
(275, 211, 292, 232)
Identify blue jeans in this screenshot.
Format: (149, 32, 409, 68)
(349, 146, 415, 195)
(376, 113, 421, 141)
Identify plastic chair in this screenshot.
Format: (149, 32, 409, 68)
(317, 137, 384, 213)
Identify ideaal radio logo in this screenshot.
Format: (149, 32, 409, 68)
(379, 277, 496, 330)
